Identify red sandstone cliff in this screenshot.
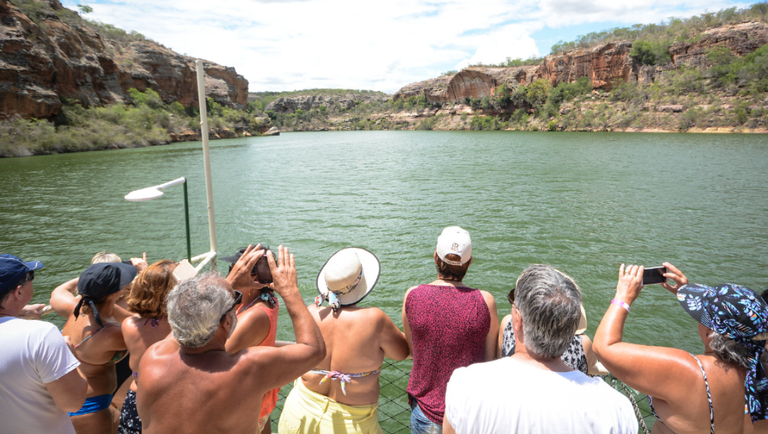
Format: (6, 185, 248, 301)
(395, 21, 768, 104)
(0, 0, 248, 119)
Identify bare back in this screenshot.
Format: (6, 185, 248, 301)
(650, 354, 751, 434)
(122, 316, 171, 391)
(301, 305, 407, 405)
(62, 315, 124, 397)
(137, 338, 275, 434)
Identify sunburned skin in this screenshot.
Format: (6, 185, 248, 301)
(61, 291, 127, 434)
(594, 263, 760, 434)
(300, 303, 409, 406)
(136, 246, 326, 434)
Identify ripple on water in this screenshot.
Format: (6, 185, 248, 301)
(0, 131, 767, 353)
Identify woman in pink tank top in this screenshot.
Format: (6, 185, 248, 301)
(402, 227, 499, 434)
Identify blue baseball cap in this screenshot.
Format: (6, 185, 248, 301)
(0, 254, 44, 294)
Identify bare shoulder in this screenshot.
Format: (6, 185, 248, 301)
(499, 314, 511, 328)
(239, 305, 270, 325)
(364, 307, 392, 324)
(121, 315, 141, 334)
(479, 290, 497, 305)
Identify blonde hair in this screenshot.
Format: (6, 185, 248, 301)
(92, 251, 122, 264)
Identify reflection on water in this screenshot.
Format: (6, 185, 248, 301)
(1, 131, 767, 354)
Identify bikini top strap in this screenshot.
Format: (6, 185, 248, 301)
(690, 353, 715, 434)
(73, 325, 106, 348)
(310, 367, 382, 396)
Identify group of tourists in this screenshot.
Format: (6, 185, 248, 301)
(2, 225, 768, 434)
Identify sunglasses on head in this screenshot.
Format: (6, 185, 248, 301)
(220, 290, 243, 323)
(507, 287, 515, 305)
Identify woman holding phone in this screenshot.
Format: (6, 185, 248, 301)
(594, 262, 768, 434)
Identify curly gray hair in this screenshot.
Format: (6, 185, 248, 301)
(710, 332, 754, 370)
(515, 264, 582, 359)
(167, 272, 234, 349)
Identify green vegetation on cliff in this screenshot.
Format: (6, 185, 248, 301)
(0, 89, 265, 157)
(459, 42, 768, 132)
(549, 2, 768, 56)
(11, 0, 150, 44)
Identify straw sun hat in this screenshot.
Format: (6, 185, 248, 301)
(316, 248, 380, 309)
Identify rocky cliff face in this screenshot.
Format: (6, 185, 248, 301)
(0, 0, 248, 119)
(392, 66, 538, 104)
(264, 92, 389, 113)
(395, 21, 768, 103)
(670, 21, 768, 67)
(534, 42, 633, 90)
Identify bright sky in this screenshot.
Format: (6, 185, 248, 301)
(60, 0, 750, 94)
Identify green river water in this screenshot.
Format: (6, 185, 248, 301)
(1, 130, 767, 356)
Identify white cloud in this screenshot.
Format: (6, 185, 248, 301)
(63, 0, 749, 94)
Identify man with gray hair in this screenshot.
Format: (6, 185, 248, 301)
(136, 246, 326, 434)
(443, 264, 638, 434)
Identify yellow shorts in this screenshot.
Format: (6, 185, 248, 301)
(278, 378, 382, 434)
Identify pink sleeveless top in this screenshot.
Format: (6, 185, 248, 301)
(405, 284, 490, 424)
(238, 298, 280, 419)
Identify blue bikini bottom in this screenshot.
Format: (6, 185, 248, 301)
(69, 393, 113, 416)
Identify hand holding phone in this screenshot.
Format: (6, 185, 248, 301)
(642, 266, 668, 285)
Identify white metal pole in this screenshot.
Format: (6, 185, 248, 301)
(196, 60, 218, 270)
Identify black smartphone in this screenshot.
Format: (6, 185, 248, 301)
(253, 246, 273, 284)
(642, 266, 667, 285)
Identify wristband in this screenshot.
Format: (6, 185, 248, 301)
(611, 299, 631, 312)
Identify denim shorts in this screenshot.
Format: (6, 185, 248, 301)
(410, 401, 442, 434)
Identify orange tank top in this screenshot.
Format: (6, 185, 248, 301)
(254, 299, 279, 418)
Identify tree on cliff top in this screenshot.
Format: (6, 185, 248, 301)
(549, 1, 768, 56)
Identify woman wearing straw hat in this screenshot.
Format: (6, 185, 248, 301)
(498, 269, 601, 375)
(594, 262, 768, 434)
(278, 248, 409, 434)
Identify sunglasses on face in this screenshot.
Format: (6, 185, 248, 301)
(26, 271, 35, 282)
(507, 287, 515, 305)
(220, 290, 243, 323)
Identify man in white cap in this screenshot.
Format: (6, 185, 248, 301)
(402, 227, 499, 434)
(0, 254, 87, 434)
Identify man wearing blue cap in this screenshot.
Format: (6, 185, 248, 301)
(0, 254, 87, 434)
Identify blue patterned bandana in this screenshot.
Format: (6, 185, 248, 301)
(678, 283, 768, 422)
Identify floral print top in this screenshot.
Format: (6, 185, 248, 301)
(501, 320, 588, 374)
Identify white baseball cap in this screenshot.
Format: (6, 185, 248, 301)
(436, 226, 472, 265)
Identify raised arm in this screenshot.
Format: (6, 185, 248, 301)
(481, 290, 499, 362)
(49, 278, 79, 319)
(225, 244, 266, 293)
(378, 309, 409, 361)
(593, 264, 699, 402)
(248, 246, 325, 390)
